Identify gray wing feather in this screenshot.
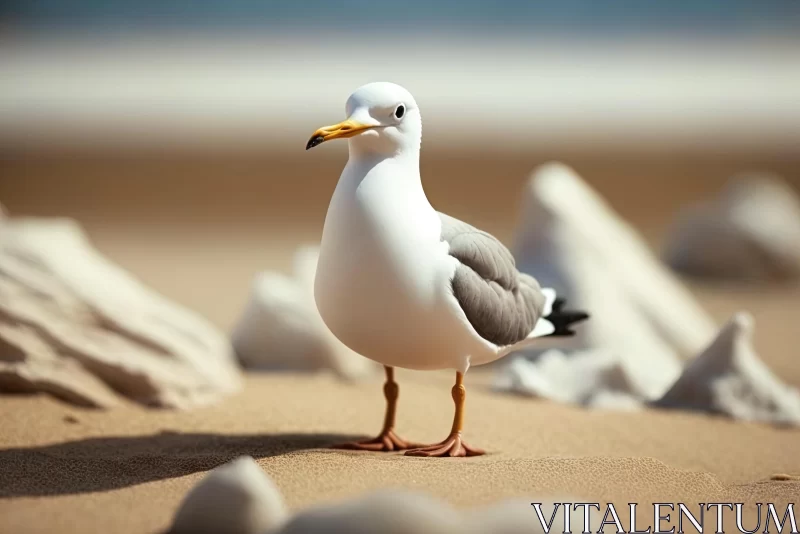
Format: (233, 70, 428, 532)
(439, 212, 546, 346)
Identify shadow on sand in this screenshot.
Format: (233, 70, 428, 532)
(0, 431, 359, 498)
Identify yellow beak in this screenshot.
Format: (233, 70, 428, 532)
(305, 119, 375, 150)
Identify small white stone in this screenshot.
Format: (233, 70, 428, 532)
(231, 245, 379, 380)
(274, 489, 461, 534)
(171, 456, 287, 534)
(468, 498, 588, 534)
(274, 490, 589, 534)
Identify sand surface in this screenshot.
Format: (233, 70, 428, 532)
(1, 366, 799, 534)
(1, 152, 799, 533)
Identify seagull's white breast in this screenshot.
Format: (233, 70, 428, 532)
(314, 157, 467, 370)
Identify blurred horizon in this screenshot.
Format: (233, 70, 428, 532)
(4, 1, 800, 38)
(2, 1, 800, 157)
(1, 0, 799, 333)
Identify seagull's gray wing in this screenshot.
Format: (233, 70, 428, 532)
(439, 212, 546, 347)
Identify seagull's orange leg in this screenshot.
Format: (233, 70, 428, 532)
(405, 371, 485, 457)
(332, 366, 420, 452)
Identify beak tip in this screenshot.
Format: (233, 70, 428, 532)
(306, 135, 325, 151)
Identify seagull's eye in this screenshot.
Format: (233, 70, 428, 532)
(393, 104, 405, 119)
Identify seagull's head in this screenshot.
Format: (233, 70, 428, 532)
(306, 82, 421, 157)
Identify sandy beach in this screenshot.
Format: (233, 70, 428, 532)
(2, 365, 799, 533)
(2, 152, 800, 533)
(2, 9, 800, 531)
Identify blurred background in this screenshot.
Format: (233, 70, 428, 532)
(1, 0, 799, 339)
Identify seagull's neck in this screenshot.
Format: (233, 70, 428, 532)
(344, 148, 424, 194)
(334, 148, 436, 232)
(322, 144, 441, 269)
(348, 141, 420, 166)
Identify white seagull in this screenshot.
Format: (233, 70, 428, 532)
(306, 82, 588, 457)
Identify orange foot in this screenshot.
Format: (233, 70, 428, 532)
(404, 432, 485, 457)
(332, 429, 420, 452)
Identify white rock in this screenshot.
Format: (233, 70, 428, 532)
(275, 490, 461, 534)
(274, 490, 588, 534)
(654, 312, 800, 426)
(0, 209, 240, 409)
(170, 456, 287, 534)
(493, 351, 643, 410)
(0, 322, 120, 407)
(467, 499, 587, 534)
(231, 271, 329, 372)
(511, 162, 716, 399)
(664, 172, 800, 281)
(231, 245, 379, 380)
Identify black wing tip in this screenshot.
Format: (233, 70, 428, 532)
(544, 298, 590, 337)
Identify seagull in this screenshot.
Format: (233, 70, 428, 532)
(306, 82, 588, 457)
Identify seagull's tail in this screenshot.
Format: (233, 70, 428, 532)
(542, 296, 590, 337)
(497, 288, 590, 357)
(525, 288, 589, 339)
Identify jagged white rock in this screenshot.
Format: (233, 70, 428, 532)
(0, 208, 241, 408)
(170, 456, 287, 534)
(654, 312, 800, 426)
(231, 245, 379, 380)
(664, 172, 800, 281)
(493, 350, 643, 410)
(511, 162, 717, 399)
